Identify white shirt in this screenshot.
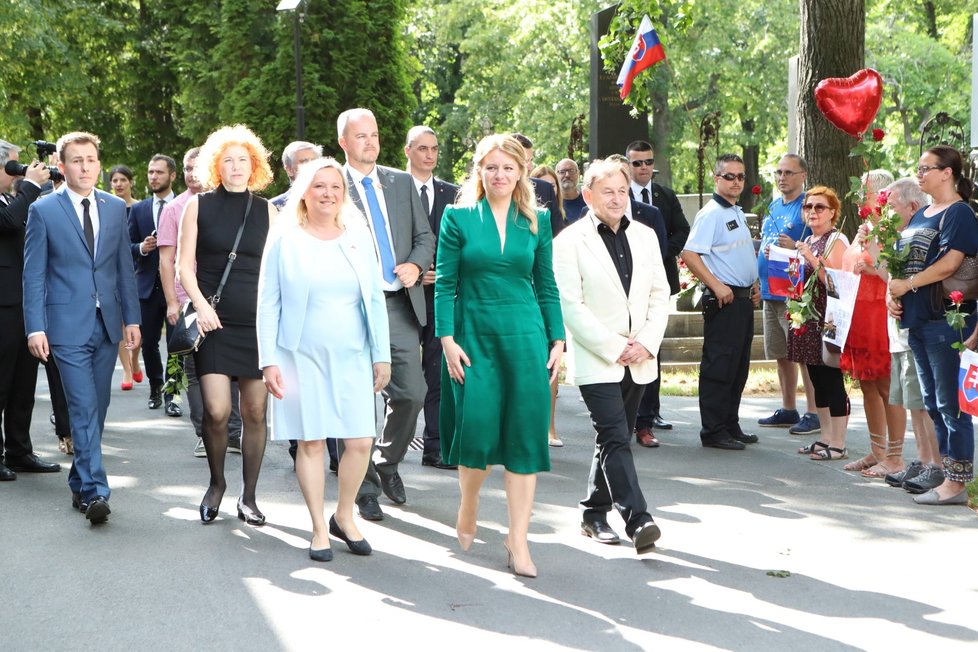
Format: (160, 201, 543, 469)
(154, 190, 175, 229)
(345, 164, 401, 291)
(412, 175, 434, 218)
(631, 181, 654, 205)
(64, 185, 101, 258)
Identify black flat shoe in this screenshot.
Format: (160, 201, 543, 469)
(581, 520, 621, 544)
(200, 504, 219, 523)
(71, 492, 89, 512)
(631, 520, 662, 554)
(309, 546, 333, 562)
(237, 498, 266, 526)
(85, 496, 111, 524)
(329, 515, 372, 555)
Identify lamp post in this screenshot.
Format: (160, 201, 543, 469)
(276, 0, 305, 140)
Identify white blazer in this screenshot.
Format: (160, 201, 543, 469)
(553, 212, 669, 386)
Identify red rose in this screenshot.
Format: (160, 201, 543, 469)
(751, 185, 762, 196)
(858, 205, 873, 220)
(872, 128, 885, 142)
(950, 290, 964, 305)
(783, 310, 791, 320)
(680, 281, 688, 289)
(792, 324, 807, 336)
(877, 189, 889, 208)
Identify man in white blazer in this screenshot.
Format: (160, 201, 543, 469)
(553, 158, 669, 555)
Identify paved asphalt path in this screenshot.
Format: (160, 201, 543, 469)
(3, 368, 977, 651)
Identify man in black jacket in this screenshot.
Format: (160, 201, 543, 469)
(0, 139, 60, 480)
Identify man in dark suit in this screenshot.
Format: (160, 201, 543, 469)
(404, 125, 459, 471)
(0, 139, 60, 481)
(626, 140, 690, 438)
(129, 154, 180, 416)
(24, 132, 141, 523)
(338, 108, 436, 521)
(270, 141, 322, 209)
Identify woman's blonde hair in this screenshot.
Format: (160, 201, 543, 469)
(282, 156, 358, 230)
(804, 185, 842, 226)
(197, 124, 274, 192)
(459, 134, 538, 233)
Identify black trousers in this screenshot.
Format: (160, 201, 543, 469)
(139, 284, 174, 394)
(634, 356, 662, 429)
(0, 304, 39, 458)
(45, 357, 71, 440)
(699, 295, 754, 442)
(420, 286, 441, 457)
(579, 368, 651, 537)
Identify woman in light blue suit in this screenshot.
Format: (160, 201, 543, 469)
(257, 157, 391, 561)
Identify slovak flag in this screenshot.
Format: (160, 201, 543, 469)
(617, 15, 666, 100)
(958, 349, 978, 417)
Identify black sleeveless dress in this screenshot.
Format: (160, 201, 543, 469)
(192, 185, 270, 379)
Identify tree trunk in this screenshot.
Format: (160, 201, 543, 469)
(651, 83, 672, 187)
(797, 0, 865, 239)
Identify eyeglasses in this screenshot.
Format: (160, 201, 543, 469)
(716, 173, 746, 182)
(916, 165, 944, 176)
(774, 170, 802, 178)
(802, 203, 832, 214)
(630, 159, 655, 168)
(555, 168, 577, 175)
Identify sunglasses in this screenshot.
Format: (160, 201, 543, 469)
(630, 159, 655, 168)
(716, 173, 746, 182)
(802, 203, 832, 214)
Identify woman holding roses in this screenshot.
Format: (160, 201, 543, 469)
(888, 146, 977, 506)
(788, 187, 850, 461)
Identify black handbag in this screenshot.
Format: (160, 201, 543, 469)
(939, 206, 978, 301)
(168, 194, 253, 356)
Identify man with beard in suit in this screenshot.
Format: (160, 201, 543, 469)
(338, 108, 435, 520)
(405, 125, 459, 470)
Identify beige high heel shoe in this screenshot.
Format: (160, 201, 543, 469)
(503, 539, 537, 578)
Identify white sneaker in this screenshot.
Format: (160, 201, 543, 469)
(193, 437, 206, 458)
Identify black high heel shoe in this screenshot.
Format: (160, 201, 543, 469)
(200, 504, 219, 523)
(329, 515, 372, 555)
(237, 497, 266, 526)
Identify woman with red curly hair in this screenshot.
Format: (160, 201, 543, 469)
(178, 124, 277, 525)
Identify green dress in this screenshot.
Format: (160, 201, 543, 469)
(434, 199, 564, 473)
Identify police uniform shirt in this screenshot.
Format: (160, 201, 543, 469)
(685, 193, 757, 288)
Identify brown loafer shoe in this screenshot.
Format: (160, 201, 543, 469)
(635, 427, 660, 448)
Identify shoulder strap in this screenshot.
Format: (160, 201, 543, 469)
(211, 193, 253, 305)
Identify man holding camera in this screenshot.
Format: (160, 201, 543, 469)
(0, 140, 60, 481)
(129, 154, 181, 416)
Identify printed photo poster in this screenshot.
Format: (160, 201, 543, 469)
(767, 245, 805, 298)
(821, 268, 861, 349)
(958, 349, 978, 417)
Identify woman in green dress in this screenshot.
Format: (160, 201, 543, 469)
(435, 134, 564, 578)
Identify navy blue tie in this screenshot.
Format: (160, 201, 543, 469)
(362, 177, 396, 283)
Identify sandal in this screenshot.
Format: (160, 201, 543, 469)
(798, 441, 828, 455)
(861, 462, 901, 479)
(843, 455, 875, 472)
(811, 446, 848, 461)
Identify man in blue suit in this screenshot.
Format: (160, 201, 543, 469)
(24, 132, 141, 524)
(128, 154, 181, 416)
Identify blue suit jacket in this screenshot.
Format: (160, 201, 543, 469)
(23, 189, 141, 345)
(127, 197, 160, 300)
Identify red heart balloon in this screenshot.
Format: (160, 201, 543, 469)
(814, 69, 884, 138)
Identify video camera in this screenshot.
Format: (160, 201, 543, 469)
(3, 140, 64, 182)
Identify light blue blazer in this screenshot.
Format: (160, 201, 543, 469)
(23, 188, 140, 345)
(257, 221, 391, 369)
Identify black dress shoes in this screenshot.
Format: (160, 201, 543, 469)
(309, 546, 333, 562)
(4, 454, 61, 473)
(581, 520, 620, 544)
(631, 520, 661, 554)
(701, 438, 746, 450)
(652, 415, 673, 430)
(730, 430, 759, 444)
(200, 503, 219, 523)
(329, 515, 372, 555)
(71, 492, 89, 512)
(379, 471, 407, 504)
(85, 496, 111, 524)
(165, 400, 182, 417)
(236, 497, 266, 526)
(148, 387, 163, 410)
(0, 463, 15, 481)
(356, 494, 384, 521)
(421, 454, 457, 470)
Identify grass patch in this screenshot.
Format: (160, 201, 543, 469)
(661, 366, 857, 398)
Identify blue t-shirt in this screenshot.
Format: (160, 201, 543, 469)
(757, 195, 806, 300)
(899, 201, 978, 329)
(563, 194, 588, 225)
(686, 194, 758, 288)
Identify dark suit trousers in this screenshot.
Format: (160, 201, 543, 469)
(420, 285, 442, 456)
(699, 296, 754, 443)
(139, 285, 171, 392)
(348, 292, 426, 498)
(579, 368, 651, 538)
(0, 304, 39, 458)
(44, 357, 71, 439)
(635, 357, 662, 429)
(51, 312, 117, 501)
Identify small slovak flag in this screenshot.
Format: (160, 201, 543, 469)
(617, 15, 666, 100)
